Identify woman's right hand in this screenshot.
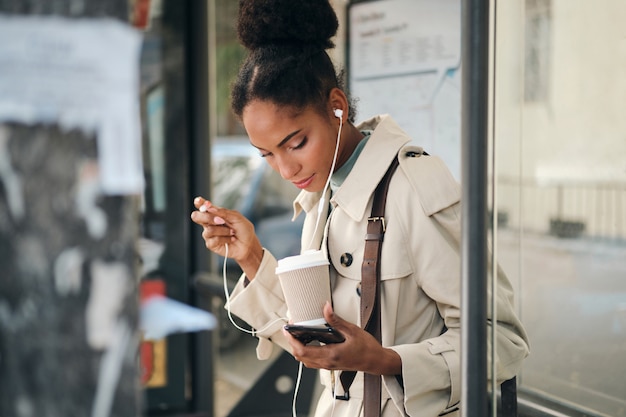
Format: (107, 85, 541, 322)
(191, 196, 264, 279)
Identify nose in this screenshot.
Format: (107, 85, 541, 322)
(276, 155, 300, 180)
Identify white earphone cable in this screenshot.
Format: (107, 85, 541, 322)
(306, 115, 343, 250)
(222, 243, 304, 416)
(222, 243, 287, 336)
(292, 361, 304, 417)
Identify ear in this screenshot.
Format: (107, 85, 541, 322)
(328, 87, 348, 121)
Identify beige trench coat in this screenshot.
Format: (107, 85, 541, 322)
(227, 115, 530, 417)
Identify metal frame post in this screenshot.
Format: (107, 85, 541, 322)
(461, 0, 490, 416)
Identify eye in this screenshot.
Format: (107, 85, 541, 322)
(259, 151, 272, 158)
(290, 137, 307, 151)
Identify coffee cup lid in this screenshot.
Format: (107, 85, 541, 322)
(275, 249, 329, 274)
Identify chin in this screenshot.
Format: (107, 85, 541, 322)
(305, 182, 325, 193)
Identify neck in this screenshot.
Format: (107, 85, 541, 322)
(335, 123, 365, 170)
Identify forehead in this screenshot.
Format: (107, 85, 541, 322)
(243, 101, 319, 146)
(242, 100, 283, 124)
(242, 100, 308, 123)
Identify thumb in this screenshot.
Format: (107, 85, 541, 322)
(323, 301, 343, 328)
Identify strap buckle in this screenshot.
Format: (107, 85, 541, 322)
(367, 216, 386, 233)
(334, 391, 350, 401)
(331, 371, 351, 401)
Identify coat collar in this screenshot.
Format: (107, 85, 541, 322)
(293, 114, 411, 221)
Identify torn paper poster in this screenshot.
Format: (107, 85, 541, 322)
(0, 14, 144, 195)
(140, 296, 217, 341)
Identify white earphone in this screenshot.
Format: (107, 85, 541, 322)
(334, 108, 343, 119)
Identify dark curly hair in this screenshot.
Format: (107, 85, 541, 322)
(231, 0, 356, 122)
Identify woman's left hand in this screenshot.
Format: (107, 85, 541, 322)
(283, 302, 402, 376)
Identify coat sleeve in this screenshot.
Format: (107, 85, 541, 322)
(226, 249, 294, 359)
(385, 151, 529, 416)
(424, 170, 530, 385)
(384, 200, 463, 417)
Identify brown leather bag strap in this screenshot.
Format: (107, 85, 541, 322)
(361, 156, 398, 331)
(339, 157, 400, 416)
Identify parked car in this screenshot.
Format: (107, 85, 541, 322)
(202, 137, 305, 349)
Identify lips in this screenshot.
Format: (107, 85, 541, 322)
(292, 175, 315, 189)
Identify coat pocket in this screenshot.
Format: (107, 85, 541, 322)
(328, 211, 414, 281)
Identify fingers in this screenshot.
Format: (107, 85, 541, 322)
(194, 196, 218, 216)
(282, 327, 304, 346)
(285, 304, 353, 370)
(193, 196, 206, 210)
(191, 196, 263, 267)
(283, 329, 318, 367)
(191, 196, 210, 225)
(191, 197, 229, 227)
(195, 197, 237, 225)
(202, 224, 233, 240)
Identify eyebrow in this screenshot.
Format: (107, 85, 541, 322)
(251, 129, 302, 150)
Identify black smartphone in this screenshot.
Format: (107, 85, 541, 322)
(283, 324, 345, 345)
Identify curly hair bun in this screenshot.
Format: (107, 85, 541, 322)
(237, 0, 339, 50)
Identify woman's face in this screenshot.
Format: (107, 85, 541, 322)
(242, 100, 339, 193)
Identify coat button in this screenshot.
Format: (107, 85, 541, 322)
(340, 252, 353, 267)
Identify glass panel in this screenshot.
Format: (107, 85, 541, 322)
(492, 1, 626, 415)
(214, 0, 246, 137)
(136, 1, 168, 393)
(210, 2, 303, 415)
(210, 0, 252, 410)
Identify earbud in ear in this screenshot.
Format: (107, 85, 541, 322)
(334, 108, 343, 119)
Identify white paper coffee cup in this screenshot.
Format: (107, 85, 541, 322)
(276, 250, 331, 326)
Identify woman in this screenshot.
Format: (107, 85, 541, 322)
(191, 1, 529, 416)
